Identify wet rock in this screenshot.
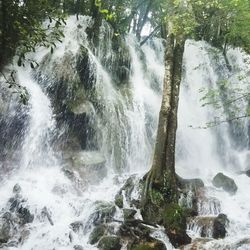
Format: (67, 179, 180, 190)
(13, 184, 21, 194)
(188, 214, 228, 239)
(119, 219, 151, 241)
(141, 188, 165, 224)
(62, 167, 76, 181)
(213, 213, 228, 239)
(212, 173, 237, 195)
(89, 202, 116, 226)
(115, 175, 140, 211)
(188, 216, 215, 238)
(69, 100, 95, 116)
(177, 176, 204, 192)
(180, 238, 212, 250)
(114, 194, 123, 208)
(70, 221, 84, 233)
(16, 206, 34, 225)
(245, 170, 250, 177)
(89, 224, 107, 244)
(0, 217, 13, 243)
(233, 238, 250, 249)
(97, 236, 121, 250)
(123, 209, 137, 221)
(163, 203, 191, 248)
(130, 240, 166, 250)
(74, 245, 84, 250)
(66, 151, 107, 184)
(19, 229, 30, 244)
(41, 207, 54, 226)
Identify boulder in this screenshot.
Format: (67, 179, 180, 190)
(212, 173, 237, 195)
(123, 209, 137, 221)
(115, 175, 139, 210)
(162, 203, 191, 248)
(65, 151, 107, 184)
(114, 194, 123, 208)
(213, 214, 228, 239)
(74, 245, 84, 250)
(131, 240, 166, 250)
(179, 238, 212, 250)
(89, 202, 116, 226)
(69, 100, 95, 116)
(97, 236, 121, 250)
(16, 206, 34, 225)
(177, 176, 204, 191)
(0, 217, 13, 244)
(89, 224, 107, 244)
(188, 213, 228, 239)
(70, 221, 84, 233)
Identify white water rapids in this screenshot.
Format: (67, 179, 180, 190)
(0, 16, 250, 249)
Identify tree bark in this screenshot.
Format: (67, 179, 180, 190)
(143, 23, 185, 204)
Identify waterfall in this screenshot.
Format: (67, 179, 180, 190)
(0, 16, 164, 249)
(177, 40, 250, 249)
(1, 16, 250, 250)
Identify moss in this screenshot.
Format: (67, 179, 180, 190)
(97, 236, 121, 250)
(162, 203, 186, 232)
(89, 224, 107, 244)
(162, 203, 191, 247)
(161, 172, 178, 203)
(131, 241, 166, 250)
(132, 245, 156, 250)
(114, 194, 123, 208)
(150, 188, 164, 207)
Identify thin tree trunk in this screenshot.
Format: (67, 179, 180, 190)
(142, 20, 185, 205)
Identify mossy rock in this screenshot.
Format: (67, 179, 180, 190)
(97, 236, 121, 250)
(89, 224, 107, 244)
(141, 188, 165, 224)
(131, 240, 166, 250)
(177, 176, 204, 192)
(89, 202, 116, 225)
(212, 173, 237, 195)
(162, 203, 191, 248)
(114, 194, 123, 208)
(123, 209, 136, 221)
(213, 213, 229, 239)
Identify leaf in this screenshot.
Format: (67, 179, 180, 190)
(100, 9, 109, 14)
(30, 62, 34, 69)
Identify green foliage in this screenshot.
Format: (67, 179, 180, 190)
(0, 71, 29, 105)
(0, 0, 65, 67)
(0, 0, 66, 103)
(190, 0, 250, 52)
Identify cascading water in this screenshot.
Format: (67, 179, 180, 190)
(177, 40, 250, 249)
(0, 16, 165, 249)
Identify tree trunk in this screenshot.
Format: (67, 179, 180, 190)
(143, 23, 185, 205)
